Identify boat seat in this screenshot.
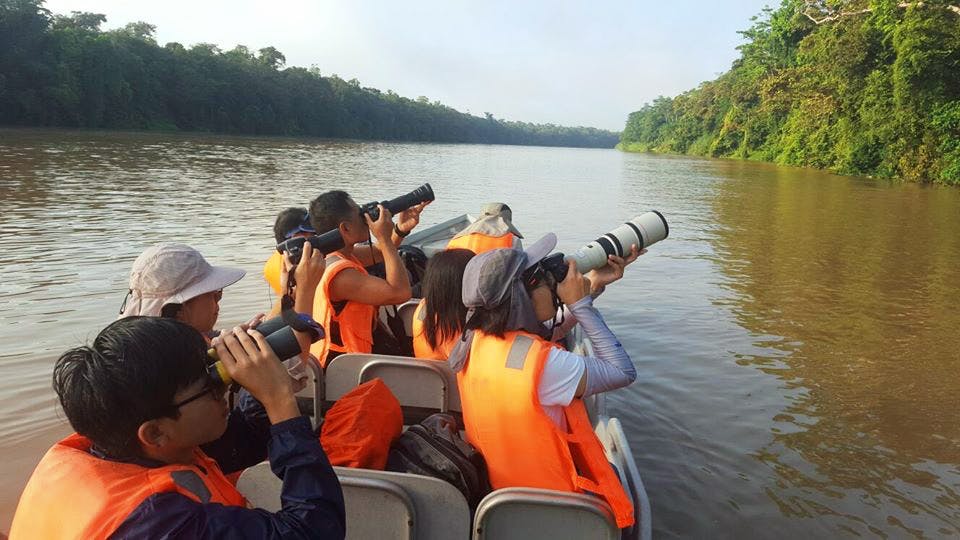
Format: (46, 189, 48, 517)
(325, 353, 462, 414)
(236, 462, 470, 540)
(473, 487, 619, 540)
(293, 353, 324, 429)
(396, 299, 420, 338)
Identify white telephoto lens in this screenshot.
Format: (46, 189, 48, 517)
(565, 211, 669, 273)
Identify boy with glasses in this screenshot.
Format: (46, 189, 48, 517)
(10, 317, 345, 539)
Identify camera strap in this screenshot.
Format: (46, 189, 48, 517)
(280, 261, 325, 344)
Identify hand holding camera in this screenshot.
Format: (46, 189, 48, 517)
(395, 200, 431, 236)
(557, 260, 592, 305)
(282, 239, 325, 293)
(586, 245, 646, 294)
(364, 204, 396, 246)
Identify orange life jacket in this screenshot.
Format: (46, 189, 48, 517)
(411, 299, 458, 360)
(10, 433, 246, 540)
(446, 232, 515, 254)
(264, 250, 284, 296)
(309, 252, 375, 366)
(458, 330, 635, 528)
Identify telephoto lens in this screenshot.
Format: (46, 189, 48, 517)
(276, 229, 346, 264)
(362, 183, 435, 221)
(566, 211, 669, 274)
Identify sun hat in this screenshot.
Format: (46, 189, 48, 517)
(119, 243, 246, 318)
(451, 202, 524, 240)
(447, 233, 557, 371)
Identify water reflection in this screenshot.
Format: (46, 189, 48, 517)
(708, 161, 960, 536)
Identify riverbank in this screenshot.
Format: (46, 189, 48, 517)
(618, 1, 960, 185)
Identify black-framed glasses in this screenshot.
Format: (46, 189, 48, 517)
(172, 379, 226, 409)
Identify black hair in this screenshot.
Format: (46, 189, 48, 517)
(462, 267, 553, 338)
(52, 317, 209, 459)
(160, 303, 182, 319)
(274, 207, 310, 244)
(422, 249, 475, 349)
(463, 302, 512, 338)
(309, 190, 356, 235)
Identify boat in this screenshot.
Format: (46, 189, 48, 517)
(237, 214, 653, 540)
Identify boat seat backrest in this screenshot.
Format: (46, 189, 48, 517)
(292, 353, 324, 429)
(325, 353, 461, 413)
(473, 487, 619, 540)
(236, 462, 470, 540)
(396, 299, 420, 338)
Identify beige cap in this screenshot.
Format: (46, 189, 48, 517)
(119, 243, 245, 318)
(453, 202, 524, 240)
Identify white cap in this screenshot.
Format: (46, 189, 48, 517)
(119, 243, 245, 318)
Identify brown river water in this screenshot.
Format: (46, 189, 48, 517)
(0, 128, 958, 537)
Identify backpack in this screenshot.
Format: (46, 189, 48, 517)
(387, 413, 491, 508)
(320, 379, 403, 470)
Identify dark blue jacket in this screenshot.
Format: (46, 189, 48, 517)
(107, 392, 345, 539)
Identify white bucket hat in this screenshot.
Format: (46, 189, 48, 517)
(119, 243, 246, 318)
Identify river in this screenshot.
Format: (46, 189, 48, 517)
(0, 128, 958, 537)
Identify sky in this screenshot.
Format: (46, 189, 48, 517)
(43, 0, 773, 131)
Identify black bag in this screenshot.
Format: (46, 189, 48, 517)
(387, 413, 491, 508)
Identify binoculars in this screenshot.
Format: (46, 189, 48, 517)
(530, 211, 669, 283)
(277, 183, 436, 265)
(207, 313, 324, 386)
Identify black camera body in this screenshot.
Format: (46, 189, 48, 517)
(538, 252, 570, 283)
(277, 229, 346, 265)
(359, 183, 435, 222)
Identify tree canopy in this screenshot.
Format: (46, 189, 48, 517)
(619, 0, 960, 184)
(0, 0, 619, 148)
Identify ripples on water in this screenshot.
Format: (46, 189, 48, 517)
(1, 129, 958, 537)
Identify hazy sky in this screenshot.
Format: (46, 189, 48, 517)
(44, 0, 772, 130)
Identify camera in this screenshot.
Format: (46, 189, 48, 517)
(359, 183, 435, 221)
(277, 183, 436, 265)
(207, 313, 324, 386)
(277, 229, 346, 265)
(530, 211, 669, 283)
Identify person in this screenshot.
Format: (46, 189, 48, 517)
(120, 242, 325, 387)
(411, 248, 476, 360)
(446, 234, 640, 529)
(306, 190, 428, 366)
(446, 202, 523, 254)
(9, 317, 345, 539)
(119, 243, 247, 337)
(264, 207, 316, 297)
(414, 240, 641, 361)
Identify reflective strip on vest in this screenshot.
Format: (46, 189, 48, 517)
(171, 470, 212, 503)
(505, 335, 534, 370)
